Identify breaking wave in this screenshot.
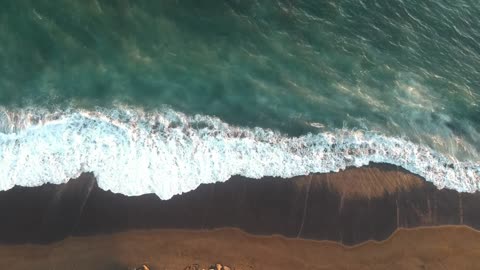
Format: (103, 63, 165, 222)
(0, 106, 478, 199)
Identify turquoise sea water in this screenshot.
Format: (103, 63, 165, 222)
(0, 1, 479, 198)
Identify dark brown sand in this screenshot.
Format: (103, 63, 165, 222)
(1, 163, 479, 246)
(1, 163, 480, 268)
(1, 226, 480, 270)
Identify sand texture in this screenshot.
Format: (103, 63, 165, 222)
(1, 226, 480, 270)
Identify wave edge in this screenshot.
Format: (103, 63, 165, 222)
(0, 106, 478, 199)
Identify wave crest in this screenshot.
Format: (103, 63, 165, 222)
(0, 106, 478, 199)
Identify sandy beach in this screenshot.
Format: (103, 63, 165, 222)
(1, 226, 480, 270)
(1, 164, 480, 268)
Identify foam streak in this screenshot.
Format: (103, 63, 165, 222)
(0, 107, 479, 199)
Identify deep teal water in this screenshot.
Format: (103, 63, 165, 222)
(1, 1, 479, 137)
(1, 1, 479, 145)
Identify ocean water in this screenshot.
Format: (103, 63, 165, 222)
(0, 0, 479, 198)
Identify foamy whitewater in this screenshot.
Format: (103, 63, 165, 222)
(0, 106, 479, 199)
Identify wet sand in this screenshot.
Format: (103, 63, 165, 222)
(0, 163, 479, 245)
(1, 163, 480, 268)
(1, 226, 480, 270)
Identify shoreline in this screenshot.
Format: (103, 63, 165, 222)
(2, 106, 478, 199)
(34, 223, 480, 250)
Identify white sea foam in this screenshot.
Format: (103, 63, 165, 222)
(0, 106, 479, 199)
